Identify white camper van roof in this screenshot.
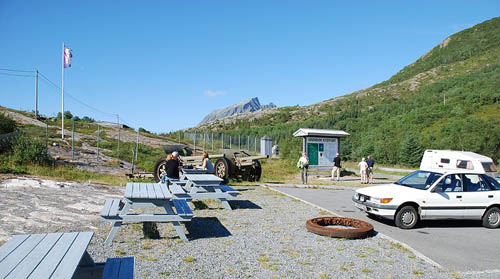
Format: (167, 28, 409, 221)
(420, 149, 495, 174)
(423, 150, 493, 161)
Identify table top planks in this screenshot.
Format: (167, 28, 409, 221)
(182, 174, 223, 183)
(126, 183, 173, 200)
(0, 231, 94, 279)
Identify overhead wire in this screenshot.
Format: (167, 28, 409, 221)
(0, 68, 34, 73)
(0, 72, 34, 77)
(1, 67, 140, 130)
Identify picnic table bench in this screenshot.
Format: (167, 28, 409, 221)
(0, 231, 134, 278)
(101, 183, 193, 245)
(175, 173, 240, 210)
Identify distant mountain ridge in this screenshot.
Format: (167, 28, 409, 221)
(199, 97, 276, 125)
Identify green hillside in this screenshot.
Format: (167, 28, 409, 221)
(191, 17, 500, 166)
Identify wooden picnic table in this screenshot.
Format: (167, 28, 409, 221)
(101, 183, 193, 245)
(176, 173, 240, 210)
(0, 232, 95, 279)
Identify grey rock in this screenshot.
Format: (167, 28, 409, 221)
(199, 97, 276, 125)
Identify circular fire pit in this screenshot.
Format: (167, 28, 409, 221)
(306, 217, 374, 239)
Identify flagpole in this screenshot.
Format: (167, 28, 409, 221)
(61, 42, 65, 139)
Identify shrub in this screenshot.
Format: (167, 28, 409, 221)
(12, 133, 52, 165)
(0, 113, 16, 134)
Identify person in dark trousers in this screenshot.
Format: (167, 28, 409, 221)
(331, 153, 341, 181)
(165, 151, 181, 180)
(366, 155, 374, 184)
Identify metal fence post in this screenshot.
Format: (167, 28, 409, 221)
(238, 135, 241, 150)
(247, 135, 250, 151)
(254, 137, 257, 153)
(178, 132, 180, 144)
(194, 131, 197, 154)
(222, 133, 224, 149)
(211, 132, 214, 151)
(135, 130, 140, 173)
(97, 124, 100, 159)
(45, 120, 48, 148)
(117, 115, 120, 160)
(131, 148, 135, 173)
(71, 119, 74, 160)
(203, 133, 206, 152)
(229, 135, 232, 149)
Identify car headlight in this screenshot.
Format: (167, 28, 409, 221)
(354, 193, 359, 199)
(380, 198, 393, 204)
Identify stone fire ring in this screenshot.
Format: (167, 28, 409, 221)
(306, 216, 374, 239)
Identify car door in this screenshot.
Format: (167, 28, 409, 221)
(422, 174, 464, 219)
(461, 174, 493, 219)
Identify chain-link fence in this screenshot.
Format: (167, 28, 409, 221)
(181, 132, 266, 154)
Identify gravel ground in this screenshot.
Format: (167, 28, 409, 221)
(1, 177, 488, 278)
(88, 186, 457, 279)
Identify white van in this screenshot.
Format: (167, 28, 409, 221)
(420, 150, 498, 178)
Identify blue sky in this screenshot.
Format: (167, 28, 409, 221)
(1, 1, 499, 132)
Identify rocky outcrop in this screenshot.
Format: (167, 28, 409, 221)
(199, 97, 276, 125)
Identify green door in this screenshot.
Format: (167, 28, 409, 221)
(307, 143, 318, 166)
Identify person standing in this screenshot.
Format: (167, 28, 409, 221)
(358, 157, 368, 184)
(366, 155, 374, 184)
(297, 152, 309, 184)
(331, 153, 341, 181)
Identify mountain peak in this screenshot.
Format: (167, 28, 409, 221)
(199, 97, 275, 125)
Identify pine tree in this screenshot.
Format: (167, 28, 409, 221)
(399, 134, 424, 167)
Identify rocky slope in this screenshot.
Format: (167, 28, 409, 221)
(199, 97, 275, 125)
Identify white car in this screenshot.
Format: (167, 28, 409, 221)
(353, 170, 500, 229)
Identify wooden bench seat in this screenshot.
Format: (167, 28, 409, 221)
(168, 183, 186, 195)
(172, 199, 194, 217)
(101, 199, 124, 219)
(102, 257, 135, 279)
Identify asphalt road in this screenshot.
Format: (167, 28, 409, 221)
(272, 186, 500, 272)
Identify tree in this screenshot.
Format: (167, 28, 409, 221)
(57, 111, 73, 119)
(399, 134, 424, 167)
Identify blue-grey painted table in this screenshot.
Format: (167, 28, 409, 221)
(102, 183, 193, 245)
(0, 231, 95, 279)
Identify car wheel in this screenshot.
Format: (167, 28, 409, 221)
(482, 207, 500, 229)
(395, 205, 418, 229)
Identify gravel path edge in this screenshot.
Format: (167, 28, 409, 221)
(263, 184, 445, 271)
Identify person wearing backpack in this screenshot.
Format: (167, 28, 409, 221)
(297, 152, 309, 184)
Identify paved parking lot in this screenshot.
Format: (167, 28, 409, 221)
(270, 186, 500, 274)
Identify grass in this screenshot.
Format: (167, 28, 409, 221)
(412, 269, 424, 275)
(361, 268, 372, 273)
(0, 159, 128, 185)
(182, 256, 195, 263)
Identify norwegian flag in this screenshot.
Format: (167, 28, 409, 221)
(63, 47, 72, 68)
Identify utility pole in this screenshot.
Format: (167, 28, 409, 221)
(61, 43, 65, 139)
(34, 69, 38, 119)
(117, 115, 120, 159)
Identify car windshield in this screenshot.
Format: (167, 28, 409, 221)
(395, 170, 442, 190)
